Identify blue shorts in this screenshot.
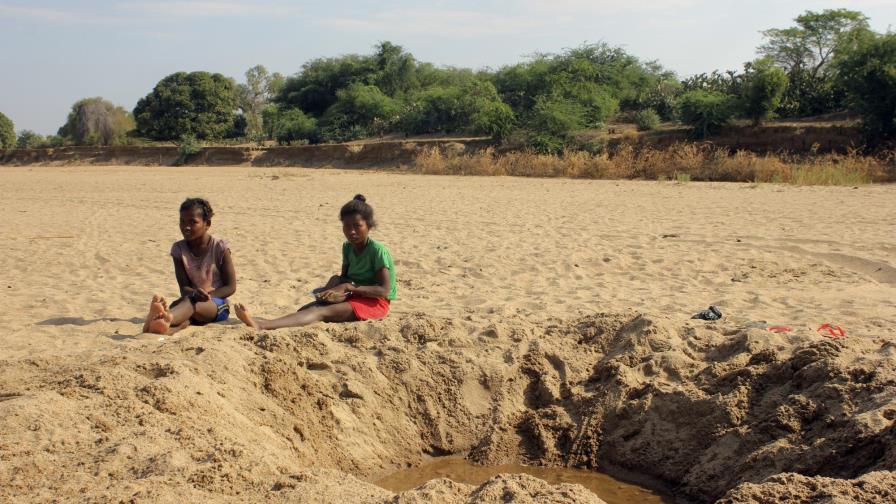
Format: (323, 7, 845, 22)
(190, 297, 229, 326)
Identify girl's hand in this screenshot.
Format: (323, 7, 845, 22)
(317, 289, 347, 303)
(190, 288, 211, 303)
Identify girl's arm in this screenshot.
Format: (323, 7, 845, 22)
(207, 250, 237, 299)
(346, 268, 390, 299)
(173, 258, 196, 298)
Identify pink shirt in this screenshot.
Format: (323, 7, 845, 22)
(170, 235, 230, 293)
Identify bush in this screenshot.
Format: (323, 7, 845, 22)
(676, 91, 735, 139)
(319, 84, 400, 139)
(272, 108, 318, 145)
(133, 71, 239, 141)
(836, 33, 896, 141)
(17, 130, 46, 149)
(401, 80, 513, 138)
(530, 95, 587, 137)
(58, 97, 134, 145)
(174, 134, 202, 165)
(634, 109, 661, 131)
(0, 112, 14, 149)
(741, 58, 789, 126)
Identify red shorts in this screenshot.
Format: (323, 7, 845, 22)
(348, 297, 391, 321)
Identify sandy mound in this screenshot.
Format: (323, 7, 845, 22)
(1, 312, 893, 503)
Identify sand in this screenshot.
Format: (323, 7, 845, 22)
(0, 165, 894, 503)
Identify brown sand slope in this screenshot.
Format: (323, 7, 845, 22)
(0, 166, 894, 503)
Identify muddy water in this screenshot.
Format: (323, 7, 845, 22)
(375, 456, 672, 504)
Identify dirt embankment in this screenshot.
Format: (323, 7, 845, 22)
(1, 312, 893, 503)
(0, 139, 494, 168)
(0, 124, 866, 168)
(632, 124, 864, 153)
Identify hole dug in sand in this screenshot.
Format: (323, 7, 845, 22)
(0, 312, 894, 503)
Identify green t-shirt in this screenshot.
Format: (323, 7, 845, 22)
(342, 238, 397, 301)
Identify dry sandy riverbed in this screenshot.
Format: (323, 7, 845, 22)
(1, 166, 894, 502)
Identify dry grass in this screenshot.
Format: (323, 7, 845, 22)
(410, 144, 895, 185)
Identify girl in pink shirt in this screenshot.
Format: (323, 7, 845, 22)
(144, 198, 237, 334)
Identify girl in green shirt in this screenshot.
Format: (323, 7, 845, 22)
(235, 194, 395, 330)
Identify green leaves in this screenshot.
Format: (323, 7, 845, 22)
(676, 91, 735, 139)
(0, 112, 14, 150)
(835, 33, 896, 140)
(134, 72, 239, 141)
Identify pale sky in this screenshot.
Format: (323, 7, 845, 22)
(1, 0, 894, 135)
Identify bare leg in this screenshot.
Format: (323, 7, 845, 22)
(146, 296, 220, 335)
(235, 302, 356, 330)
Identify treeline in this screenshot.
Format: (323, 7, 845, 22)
(1, 8, 893, 153)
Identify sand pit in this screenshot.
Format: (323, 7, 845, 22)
(1, 166, 894, 503)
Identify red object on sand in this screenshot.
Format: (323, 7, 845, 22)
(767, 325, 793, 333)
(817, 323, 846, 339)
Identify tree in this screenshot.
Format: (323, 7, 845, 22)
(741, 58, 789, 126)
(17, 130, 46, 149)
(276, 55, 373, 116)
(676, 91, 735, 139)
(836, 33, 896, 141)
(0, 112, 14, 149)
(759, 9, 870, 116)
(324, 83, 401, 134)
(58, 97, 134, 145)
(370, 41, 418, 96)
(133, 71, 239, 140)
(271, 108, 318, 145)
(238, 65, 285, 140)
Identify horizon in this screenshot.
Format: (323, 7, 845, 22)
(1, 0, 894, 135)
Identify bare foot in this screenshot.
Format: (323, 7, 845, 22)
(146, 311, 173, 335)
(234, 303, 261, 330)
(143, 295, 167, 332)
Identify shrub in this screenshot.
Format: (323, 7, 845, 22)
(634, 109, 661, 131)
(16, 130, 46, 149)
(676, 91, 735, 139)
(836, 33, 896, 141)
(530, 95, 587, 137)
(741, 58, 789, 126)
(272, 108, 318, 145)
(401, 80, 513, 138)
(174, 134, 202, 165)
(58, 97, 134, 145)
(319, 84, 400, 140)
(0, 112, 14, 149)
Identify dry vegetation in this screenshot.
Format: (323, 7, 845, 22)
(411, 143, 895, 185)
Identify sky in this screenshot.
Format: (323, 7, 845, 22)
(1, 0, 894, 135)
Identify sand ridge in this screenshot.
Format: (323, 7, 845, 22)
(0, 166, 894, 502)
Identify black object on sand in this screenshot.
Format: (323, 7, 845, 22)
(692, 305, 722, 320)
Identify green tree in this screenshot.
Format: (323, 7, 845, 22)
(17, 130, 46, 149)
(741, 58, 789, 126)
(272, 108, 318, 145)
(323, 83, 401, 136)
(276, 55, 373, 116)
(133, 71, 239, 140)
(0, 112, 14, 149)
(759, 8, 870, 116)
(238, 65, 285, 140)
(400, 80, 512, 138)
(58, 97, 134, 145)
(634, 109, 661, 131)
(530, 95, 587, 137)
(676, 91, 735, 139)
(370, 41, 418, 96)
(836, 33, 896, 141)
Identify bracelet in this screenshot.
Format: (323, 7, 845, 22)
(188, 292, 197, 304)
